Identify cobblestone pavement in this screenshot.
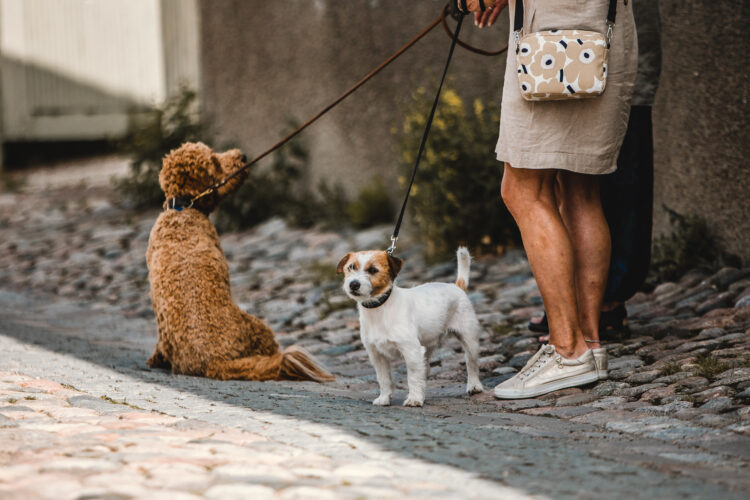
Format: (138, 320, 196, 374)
(1, 184, 749, 498)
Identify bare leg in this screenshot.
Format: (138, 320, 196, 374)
(367, 348, 393, 406)
(501, 164, 587, 359)
(401, 342, 427, 407)
(557, 171, 611, 349)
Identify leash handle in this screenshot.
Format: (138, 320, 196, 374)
(388, 13, 465, 255)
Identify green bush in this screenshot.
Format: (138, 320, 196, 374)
(114, 87, 207, 209)
(346, 176, 395, 229)
(394, 85, 520, 260)
(646, 206, 740, 288)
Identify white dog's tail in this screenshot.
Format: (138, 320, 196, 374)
(455, 247, 471, 291)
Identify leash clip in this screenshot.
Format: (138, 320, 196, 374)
(386, 236, 398, 255)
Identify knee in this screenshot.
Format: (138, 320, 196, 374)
(500, 171, 524, 215)
(501, 169, 551, 216)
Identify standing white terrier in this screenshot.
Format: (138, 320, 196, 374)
(337, 247, 484, 407)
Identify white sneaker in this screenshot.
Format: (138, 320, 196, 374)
(494, 344, 599, 399)
(592, 347, 608, 380)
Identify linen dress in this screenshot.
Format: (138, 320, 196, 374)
(496, 0, 638, 174)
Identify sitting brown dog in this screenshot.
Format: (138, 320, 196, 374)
(146, 142, 333, 382)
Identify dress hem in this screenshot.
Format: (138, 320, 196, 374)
(495, 148, 618, 175)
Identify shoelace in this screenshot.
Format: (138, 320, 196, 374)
(518, 345, 558, 380)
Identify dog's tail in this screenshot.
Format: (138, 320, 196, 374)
(455, 246, 471, 291)
(206, 346, 334, 382)
(279, 345, 335, 382)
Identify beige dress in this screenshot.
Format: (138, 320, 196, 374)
(496, 0, 638, 174)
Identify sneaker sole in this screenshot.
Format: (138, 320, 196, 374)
(493, 371, 600, 400)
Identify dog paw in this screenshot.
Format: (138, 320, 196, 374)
(403, 397, 424, 407)
(466, 383, 484, 395)
(372, 395, 392, 406)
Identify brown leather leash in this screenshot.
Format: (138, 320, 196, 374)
(189, 3, 507, 207)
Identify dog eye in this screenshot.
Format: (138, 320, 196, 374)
(347, 264, 355, 271)
(367, 267, 378, 275)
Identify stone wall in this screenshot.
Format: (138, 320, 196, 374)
(653, 0, 750, 262)
(198, 0, 507, 191)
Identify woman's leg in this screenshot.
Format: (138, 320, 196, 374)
(500, 164, 588, 359)
(556, 170, 611, 349)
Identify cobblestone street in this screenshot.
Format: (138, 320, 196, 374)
(1, 180, 749, 499)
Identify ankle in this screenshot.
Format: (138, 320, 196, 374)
(552, 342, 588, 359)
(584, 338, 601, 349)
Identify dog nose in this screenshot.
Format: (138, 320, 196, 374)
(241, 154, 247, 163)
(349, 281, 360, 291)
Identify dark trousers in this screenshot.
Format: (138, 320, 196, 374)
(601, 105, 654, 304)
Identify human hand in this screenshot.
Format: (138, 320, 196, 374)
(474, 0, 507, 28)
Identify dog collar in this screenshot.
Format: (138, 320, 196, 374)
(165, 197, 194, 212)
(361, 287, 393, 309)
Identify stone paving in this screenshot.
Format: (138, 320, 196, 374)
(1, 180, 749, 498)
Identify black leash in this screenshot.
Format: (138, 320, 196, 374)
(387, 12, 465, 255)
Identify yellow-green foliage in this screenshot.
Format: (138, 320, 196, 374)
(346, 176, 394, 229)
(395, 86, 520, 260)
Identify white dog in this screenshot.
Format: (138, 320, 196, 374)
(337, 247, 484, 407)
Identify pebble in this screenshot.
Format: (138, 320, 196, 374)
(635, 400, 694, 415)
(591, 382, 630, 397)
(700, 397, 735, 413)
(652, 372, 693, 384)
(672, 377, 709, 392)
(626, 370, 661, 384)
(736, 387, 750, 401)
(615, 383, 667, 399)
(710, 368, 750, 387)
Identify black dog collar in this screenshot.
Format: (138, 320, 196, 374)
(361, 287, 393, 309)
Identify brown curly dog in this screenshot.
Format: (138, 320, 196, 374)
(146, 142, 334, 382)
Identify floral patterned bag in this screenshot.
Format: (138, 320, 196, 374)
(514, 0, 618, 101)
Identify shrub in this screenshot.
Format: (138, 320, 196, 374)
(394, 85, 520, 260)
(114, 87, 207, 209)
(646, 206, 740, 288)
(346, 176, 395, 229)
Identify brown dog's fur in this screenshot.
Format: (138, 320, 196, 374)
(146, 142, 334, 382)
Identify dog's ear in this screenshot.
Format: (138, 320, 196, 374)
(387, 254, 404, 279)
(337, 253, 353, 274)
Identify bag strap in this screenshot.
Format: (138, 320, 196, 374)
(514, 0, 618, 35)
